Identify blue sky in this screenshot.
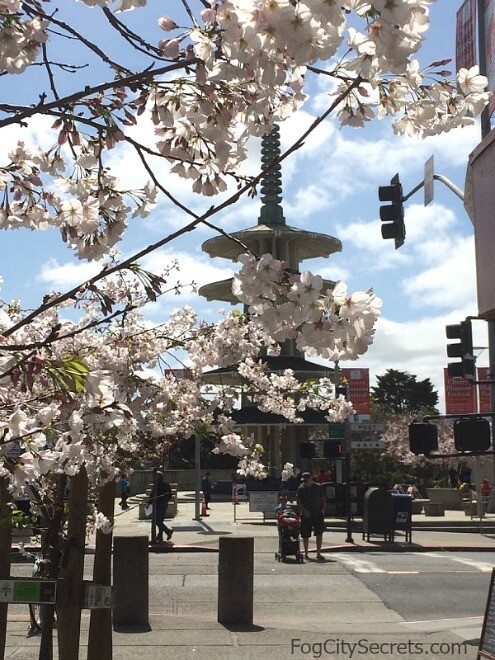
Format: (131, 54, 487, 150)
(0, 0, 488, 412)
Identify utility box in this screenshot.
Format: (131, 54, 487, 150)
(362, 487, 393, 542)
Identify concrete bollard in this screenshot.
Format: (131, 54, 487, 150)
(218, 537, 254, 625)
(113, 536, 149, 627)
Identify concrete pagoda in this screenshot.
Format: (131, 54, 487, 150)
(199, 125, 343, 475)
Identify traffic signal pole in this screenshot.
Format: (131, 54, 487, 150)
(488, 322, 495, 502)
(333, 362, 354, 544)
(344, 433, 354, 544)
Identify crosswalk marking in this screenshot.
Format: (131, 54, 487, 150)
(331, 554, 386, 573)
(332, 552, 495, 574)
(420, 552, 494, 573)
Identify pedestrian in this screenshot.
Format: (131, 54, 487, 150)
(275, 493, 290, 517)
(459, 463, 472, 485)
(119, 474, 131, 510)
(406, 484, 420, 499)
(150, 471, 174, 542)
(316, 467, 330, 484)
(448, 467, 458, 488)
(481, 479, 492, 499)
(297, 472, 326, 561)
(201, 472, 212, 510)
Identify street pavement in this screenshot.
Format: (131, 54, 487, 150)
(5, 493, 495, 659)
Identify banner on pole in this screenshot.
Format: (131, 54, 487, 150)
(341, 368, 370, 415)
(456, 0, 477, 71)
(478, 366, 492, 413)
(444, 368, 476, 414)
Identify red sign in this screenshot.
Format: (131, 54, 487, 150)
(444, 368, 476, 414)
(341, 368, 370, 415)
(456, 0, 477, 71)
(484, 0, 495, 116)
(478, 366, 492, 413)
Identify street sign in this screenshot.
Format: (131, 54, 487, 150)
(424, 155, 434, 206)
(0, 579, 57, 604)
(83, 583, 113, 609)
(329, 422, 346, 439)
(349, 422, 385, 433)
(248, 491, 278, 519)
(351, 440, 387, 450)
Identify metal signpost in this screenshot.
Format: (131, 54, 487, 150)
(344, 422, 387, 543)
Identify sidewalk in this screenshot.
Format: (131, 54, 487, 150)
(105, 492, 495, 554)
(5, 493, 494, 658)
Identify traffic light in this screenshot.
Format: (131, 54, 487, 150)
(408, 421, 438, 455)
(446, 319, 475, 380)
(324, 440, 343, 458)
(379, 173, 405, 249)
(454, 417, 491, 452)
(335, 385, 347, 398)
(299, 442, 315, 458)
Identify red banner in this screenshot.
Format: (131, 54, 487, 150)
(341, 368, 370, 415)
(456, 0, 477, 71)
(478, 366, 492, 413)
(484, 0, 495, 116)
(444, 368, 476, 414)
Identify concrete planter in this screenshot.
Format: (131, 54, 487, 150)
(426, 488, 463, 510)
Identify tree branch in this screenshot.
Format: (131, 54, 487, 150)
(0, 60, 197, 129)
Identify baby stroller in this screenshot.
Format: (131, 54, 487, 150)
(275, 505, 303, 563)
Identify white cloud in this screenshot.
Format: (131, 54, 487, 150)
(403, 235, 476, 309)
(37, 259, 101, 289)
(335, 218, 410, 269)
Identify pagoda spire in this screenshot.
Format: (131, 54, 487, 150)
(258, 124, 285, 226)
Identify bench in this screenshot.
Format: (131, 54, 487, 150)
(423, 501, 445, 516)
(411, 498, 429, 514)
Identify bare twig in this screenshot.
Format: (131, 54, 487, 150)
(0, 60, 197, 129)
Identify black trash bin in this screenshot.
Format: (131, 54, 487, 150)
(362, 487, 393, 542)
(391, 493, 412, 542)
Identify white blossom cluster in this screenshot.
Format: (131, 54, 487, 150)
(237, 445, 267, 479)
(0, 140, 157, 260)
(78, 0, 146, 10)
(0, 2, 47, 74)
(233, 253, 382, 361)
(213, 433, 248, 457)
(281, 462, 294, 481)
(187, 309, 278, 372)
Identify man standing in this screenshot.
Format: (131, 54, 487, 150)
(150, 471, 174, 542)
(201, 472, 212, 510)
(297, 472, 326, 560)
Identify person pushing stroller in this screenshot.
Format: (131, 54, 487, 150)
(275, 494, 303, 562)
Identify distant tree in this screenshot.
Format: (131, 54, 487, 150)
(371, 369, 439, 415)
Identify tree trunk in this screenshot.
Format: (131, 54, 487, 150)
(39, 474, 67, 660)
(0, 477, 12, 657)
(57, 468, 88, 660)
(87, 479, 115, 660)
